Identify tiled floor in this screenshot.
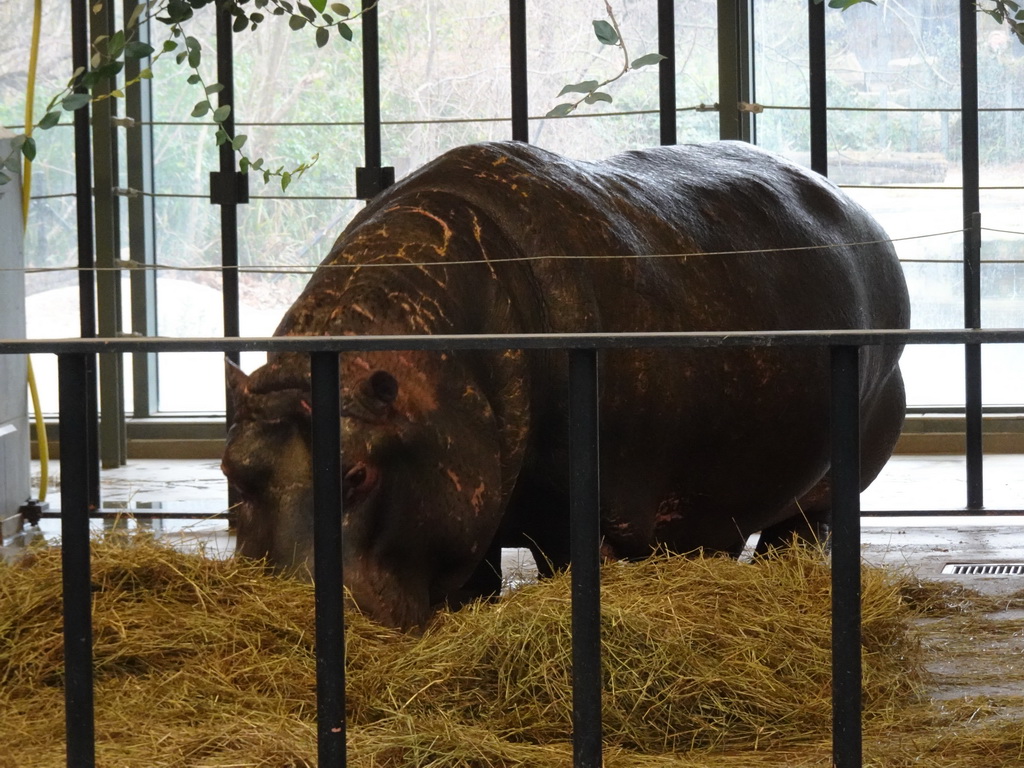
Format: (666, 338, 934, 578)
(4, 454, 1024, 595)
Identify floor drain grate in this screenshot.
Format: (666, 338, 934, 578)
(942, 563, 1024, 577)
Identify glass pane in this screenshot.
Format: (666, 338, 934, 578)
(378, 1, 511, 174)
(753, 0, 1024, 409)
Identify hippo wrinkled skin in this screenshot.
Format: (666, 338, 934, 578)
(222, 140, 910, 629)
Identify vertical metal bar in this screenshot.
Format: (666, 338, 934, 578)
(717, 0, 755, 142)
(355, 1, 393, 199)
(509, 0, 529, 142)
(71, 0, 95, 342)
(216, 5, 241, 349)
(363, 0, 382, 168)
(58, 353, 96, 768)
(123, 0, 158, 418)
(71, 0, 100, 509)
(960, 1, 983, 510)
(808, 0, 827, 175)
(90, 0, 126, 469)
(830, 345, 862, 768)
(657, 0, 676, 146)
(569, 348, 602, 768)
(311, 351, 346, 768)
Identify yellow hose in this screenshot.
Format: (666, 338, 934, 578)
(24, 0, 49, 503)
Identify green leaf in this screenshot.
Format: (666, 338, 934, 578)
(584, 91, 613, 104)
(107, 29, 126, 59)
(159, 0, 193, 24)
(298, 2, 317, 21)
(139, 67, 152, 79)
(163, 39, 178, 52)
(231, 134, 248, 151)
(191, 100, 210, 117)
(175, 51, 187, 65)
(62, 93, 91, 111)
(38, 111, 61, 130)
(127, 1, 146, 29)
(316, 26, 329, 47)
(251, 158, 264, 170)
(215, 129, 229, 145)
(206, 83, 225, 94)
(281, 171, 292, 191)
(631, 53, 666, 69)
(593, 19, 619, 45)
(212, 104, 232, 122)
(5, 153, 20, 173)
(546, 103, 575, 118)
(330, 3, 350, 16)
(0, 171, 10, 186)
(239, 157, 250, 173)
(558, 80, 599, 96)
(310, 0, 327, 11)
(187, 73, 202, 84)
(92, 60, 125, 80)
(124, 41, 155, 60)
(250, 12, 264, 23)
(337, 21, 353, 40)
(233, 14, 248, 32)
(289, 14, 307, 30)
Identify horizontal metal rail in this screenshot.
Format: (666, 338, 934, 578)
(5, 330, 1023, 768)
(2, 327, 1024, 357)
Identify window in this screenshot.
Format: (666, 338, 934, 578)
(4, 0, 1021, 432)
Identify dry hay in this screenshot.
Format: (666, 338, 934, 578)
(1, 533, 1022, 768)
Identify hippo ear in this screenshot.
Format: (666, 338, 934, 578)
(356, 370, 399, 415)
(225, 358, 249, 404)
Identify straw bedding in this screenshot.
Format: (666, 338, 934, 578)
(1, 533, 1022, 767)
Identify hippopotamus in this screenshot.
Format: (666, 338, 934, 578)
(222, 140, 910, 629)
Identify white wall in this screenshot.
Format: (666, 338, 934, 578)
(0, 127, 29, 538)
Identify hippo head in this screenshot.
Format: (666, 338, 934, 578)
(221, 354, 506, 630)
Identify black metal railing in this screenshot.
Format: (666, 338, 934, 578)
(3, 327, 1023, 768)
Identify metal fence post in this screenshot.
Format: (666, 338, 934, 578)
(569, 347, 602, 768)
(960, 1, 983, 511)
(830, 344, 862, 768)
(808, 0, 827, 176)
(509, 0, 528, 142)
(311, 351, 346, 768)
(58, 352, 96, 768)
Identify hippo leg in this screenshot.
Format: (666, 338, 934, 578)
(755, 370, 906, 557)
(754, 495, 831, 557)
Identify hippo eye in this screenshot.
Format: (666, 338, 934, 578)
(343, 462, 378, 504)
(346, 466, 366, 488)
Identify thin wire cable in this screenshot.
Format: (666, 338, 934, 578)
(7, 228, 1005, 276)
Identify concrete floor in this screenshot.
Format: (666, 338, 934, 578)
(3, 454, 1023, 598)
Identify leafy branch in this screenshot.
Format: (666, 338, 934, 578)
(978, 0, 1024, 44)
(547, 1, 665, 118)
(2, 0, 367, 189)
